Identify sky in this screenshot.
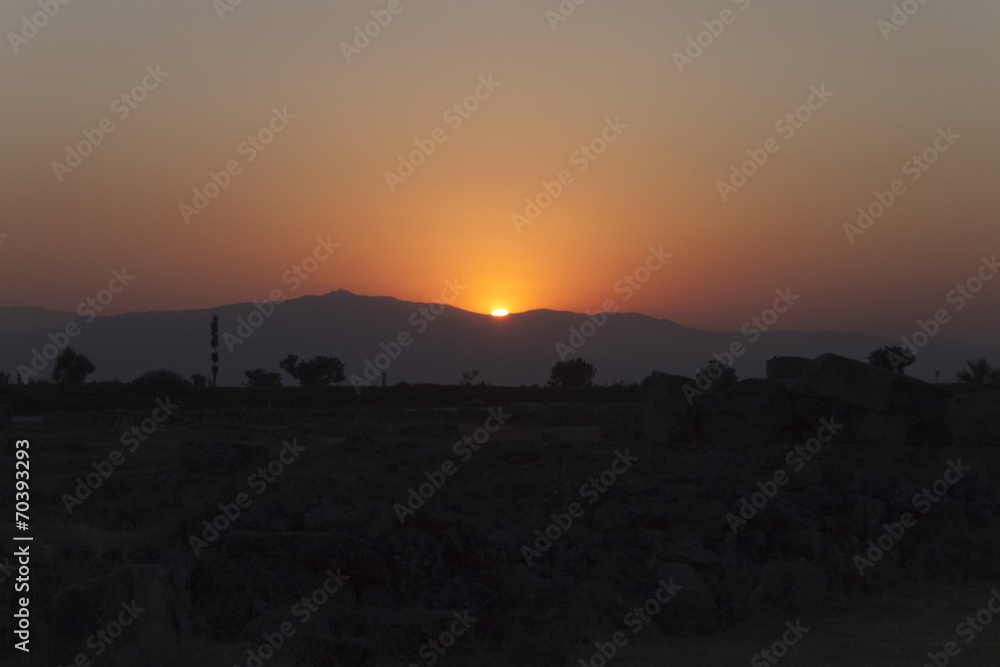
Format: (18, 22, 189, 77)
(2, 0, 999, 346)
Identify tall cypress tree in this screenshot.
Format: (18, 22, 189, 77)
(210, 315, 219, 387)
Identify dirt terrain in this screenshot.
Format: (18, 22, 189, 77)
(2, 400, 1000, 666)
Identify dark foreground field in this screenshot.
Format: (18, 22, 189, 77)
(3, 399, 1000, 666)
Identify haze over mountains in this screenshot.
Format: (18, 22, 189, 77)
(1, 290, 996, 387)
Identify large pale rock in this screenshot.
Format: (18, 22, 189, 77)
(793, 354, 952, 446)
(766, 356, 811, 381)
(654, 562, 722, 634)
(49, 565, 193, 667)
(794, 354, 898, 412)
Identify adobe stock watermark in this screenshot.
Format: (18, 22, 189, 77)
(577, 578, 682, 666)
(750, 620, 810, 666)
(17, 268, 136, 383)
(878, 0, 933, 41)
(891, 254, 998, 361)
(62, 398, 179, 514)
(213, 0, 254, 22)
(8, 0, 75, 55)
(179, 107, 296, 225)
(384, 75, 501, 192)
(188, 439, 306, 556)
(56, 600, 145, 667)
(717, 84, 834, 202)
(522, 449, 639, 566)
(394, 408, 511, 523)
(921, 588, 1000, 667)
(234, 568, 350, 667)
(341, 0, 418, 64)
(555, 245, 672, 361)
(223, 236, 340, 353)
(854, 459, 970, 577)
(51, 66, 170, 183)
(683, 288, 800, 403)
(673, 0, 756, 73)
(350, 279, 467, 393)
(727, 418, 842, 533)
(513, 116, 629, 233)
(844, 126, 960, 244)
(545, 0, 592, 31)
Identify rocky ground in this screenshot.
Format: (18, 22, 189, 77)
(1, 358, 1000, 666)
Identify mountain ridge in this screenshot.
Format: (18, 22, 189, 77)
(1, 290, 996, 386)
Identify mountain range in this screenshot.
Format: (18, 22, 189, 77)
(1, 290, 996, 387)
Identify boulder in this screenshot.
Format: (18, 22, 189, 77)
(49, 565, 193, 667)
(793, 354, 952, 446)
(793, 354, 899, 412)
(654, 562, 722, 634)
(766, 356, 811, 381)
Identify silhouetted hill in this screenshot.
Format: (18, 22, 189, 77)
(0, 291, 996, 386)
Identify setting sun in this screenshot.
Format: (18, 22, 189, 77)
(491, 309, 509, 317)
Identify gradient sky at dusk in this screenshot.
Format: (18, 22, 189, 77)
(2, 0, 998, 345)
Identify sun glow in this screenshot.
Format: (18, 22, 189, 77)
(491, 309, 509, 317)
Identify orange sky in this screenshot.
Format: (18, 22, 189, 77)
(2, 0, 999, 345)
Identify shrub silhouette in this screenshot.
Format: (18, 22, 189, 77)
(52, 347, 95, 385)
(548, 358, 596, 387)
(869, 345, 915, 374)
(695, 359, 737, 392)
(279, 355, 346, 387)
(956, 357, 1000, 384)
(245, 368, 282, 388)
(132, 369, 191, 395)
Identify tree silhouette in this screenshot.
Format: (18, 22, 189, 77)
(52, 347, 95, 385)
(956, 357, 1000, 384)
(279, 355, 345, 387)
(868, 346, 915, 374)
(132, 369, 191, 395)
(210, 315, 220, 387)
(548, 358, 596, 387)
(245, 368, 282, 388)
